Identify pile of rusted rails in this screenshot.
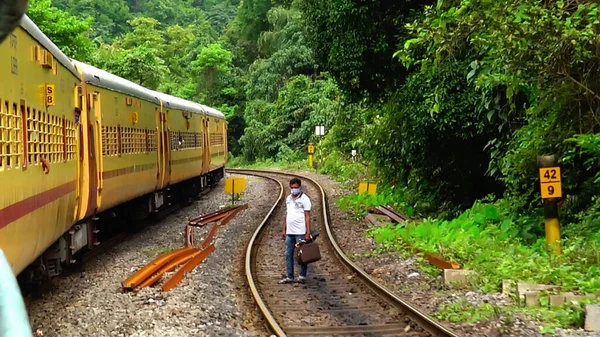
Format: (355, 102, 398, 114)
(121, 205, 247, 293)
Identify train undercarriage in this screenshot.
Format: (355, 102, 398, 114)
(17, 167, 224, 290)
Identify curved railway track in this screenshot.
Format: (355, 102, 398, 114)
(227, 169, 460, 337)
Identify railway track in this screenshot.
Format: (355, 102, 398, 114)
(227, 169, 460, 337)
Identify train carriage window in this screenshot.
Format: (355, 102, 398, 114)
(65, 119, 76, 161)
(102, 126, 118, 156)
(148, 129, 157, 152)
(0, 99, 22, 169)
(25, 107, 66, 165)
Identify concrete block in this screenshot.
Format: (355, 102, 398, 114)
(502, 279, 516, 295)
(517, 282, 558, 300)
(443, 269, 473, 286)
(549, 294, 566, 307)
(564, 292, 597, 304)
(524, 291, 540, 307)
(585, 305, 600, 331)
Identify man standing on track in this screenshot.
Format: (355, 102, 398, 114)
(279, 178, 312, 284)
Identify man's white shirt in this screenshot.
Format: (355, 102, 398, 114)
(285, 193, 311, 234)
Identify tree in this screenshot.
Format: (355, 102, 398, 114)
(27, 0, 95, 61)
(192, 43, 233, 105)
(298, 0, 433, 101)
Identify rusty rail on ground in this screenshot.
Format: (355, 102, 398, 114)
(122, 204, 247, 293)
(368, 205, 462, 270)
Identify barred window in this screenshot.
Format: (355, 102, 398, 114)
(210, 133, 224, 146)
(0, 100, 22, 169)
(102, 126, 118, 156)
(26, 107, 66, 165)
(64, 119, 76, 161)
(170, 131, 202, 150)
(147, 129, 157, 152)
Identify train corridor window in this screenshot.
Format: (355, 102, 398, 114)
(0, 99, 22, 169)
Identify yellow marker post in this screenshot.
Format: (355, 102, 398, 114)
(307, 143, 314, 168)
(537, 156, 562, 255)
(225, 177, 247, 204)
(358, 182, 377, 195)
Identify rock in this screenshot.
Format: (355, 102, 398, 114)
(585, 304, 600, 331)
(407, 272, 419, 278)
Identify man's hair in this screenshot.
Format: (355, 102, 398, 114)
(289, 178, 301, 186)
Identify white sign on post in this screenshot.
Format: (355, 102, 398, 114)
(315, 126, 325, 136)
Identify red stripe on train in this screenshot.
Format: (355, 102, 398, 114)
(0, 181, 76, 229)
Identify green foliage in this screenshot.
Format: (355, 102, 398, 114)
(192, 43, 234, 105)
(434, 300, 498, 323)
(53, 0, 130, 39)
(240, 74, 339, 161)
(434, 299, 595, 332)
(397, 0, 600, 218)
(298, 0, 433, 101)
(364, 59, 504, 214)
(27, 0, 95, 61)
(367, 199, 600, 295)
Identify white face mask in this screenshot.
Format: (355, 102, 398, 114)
(291, 187, 301, 196)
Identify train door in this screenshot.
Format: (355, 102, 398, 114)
(156, 105, 171, 190)
(83, 91, 100, 217)
(154, 106, 163, 190)
(201, 116, 210, 174)
(164, 109, 171, 187)
(223, 121, 228, 160)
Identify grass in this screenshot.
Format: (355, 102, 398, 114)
(141, 247, 178, 256)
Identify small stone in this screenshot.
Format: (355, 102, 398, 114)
(407, 272, 419, 278)
(443, 269, 473, 286)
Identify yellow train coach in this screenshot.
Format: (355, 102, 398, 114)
(0, 15, 227, 282)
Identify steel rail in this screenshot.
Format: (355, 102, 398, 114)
(231, 170, 286, 336)
(226, 168, 460, 337)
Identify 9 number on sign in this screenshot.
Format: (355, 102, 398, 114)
(547, 185, 555, 196)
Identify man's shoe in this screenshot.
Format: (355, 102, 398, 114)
(278, 277, 293, 284)
(295, 276, 306, 284)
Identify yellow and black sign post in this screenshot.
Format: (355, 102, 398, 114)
(307, 143, 314, 168)
(537, 155, 562, 255)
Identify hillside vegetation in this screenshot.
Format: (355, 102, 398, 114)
(28, 0, 600, 330)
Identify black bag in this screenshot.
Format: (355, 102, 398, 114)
(297, 241, 321, 265)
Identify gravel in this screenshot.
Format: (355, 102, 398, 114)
(30, 167, 598, 337)
(27, 174, 277, 337)
(284, 169, 600, 337)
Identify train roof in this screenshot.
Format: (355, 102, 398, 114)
(19, 15, 80, 78)
(150, 91, 225, 119)
(71, 60, 160, 104)
(198, 104, 226, 119)
(150, 91, 205, 115)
